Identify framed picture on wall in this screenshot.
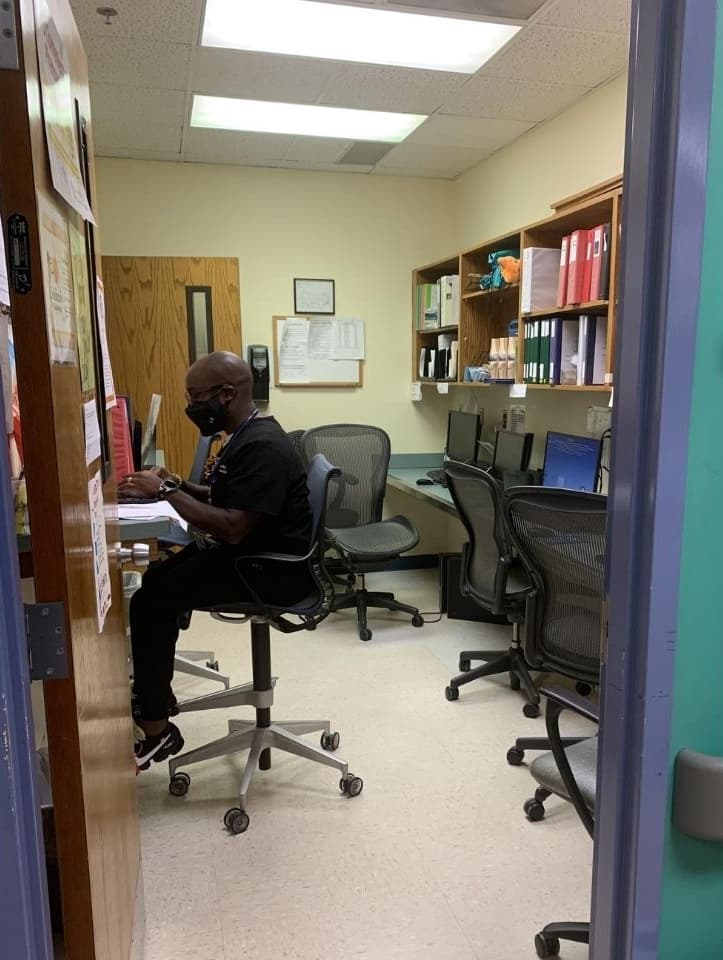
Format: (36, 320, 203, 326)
(293, 278, 335, 315)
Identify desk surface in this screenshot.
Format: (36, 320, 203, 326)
(17, 514, 178, 555)
(386, 467, 457, 517)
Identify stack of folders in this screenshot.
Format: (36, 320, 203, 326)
(524, 317, 607, 385)
(521, 247, 561, 313)
(489, 336, 517, 382)
(557, 223, 612, 307)
(419, 335, 458, 380)
(416, 276, 460, 330)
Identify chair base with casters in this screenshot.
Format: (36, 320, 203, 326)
(168, 614, 363, 833)
(174, 651, 230, 688)
(506, 735, 588, 767)
(534, 923, 589, 958)
(331, 569, 424, 642)
(444, 622, 540, 716)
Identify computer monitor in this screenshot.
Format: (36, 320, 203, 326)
(445, 410, 482, 464)
(542, 431, 602, 492)
(491, 430, 534, 478)
(141, 393, 162, 468)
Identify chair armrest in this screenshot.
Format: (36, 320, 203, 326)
(235, 549, 313, 566)
(540, 684, 597, 838)
(539, 684, 599, 724)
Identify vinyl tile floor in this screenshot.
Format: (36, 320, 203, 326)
(137, 569, 594, 960)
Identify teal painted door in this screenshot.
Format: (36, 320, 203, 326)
(658, 6, 723, 954)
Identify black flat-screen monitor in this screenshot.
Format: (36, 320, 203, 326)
(542, 431, 602, 492)
(492, 430, 534, 478)
(445, 410, 482, 464)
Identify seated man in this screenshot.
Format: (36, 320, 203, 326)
(120, 352, 312, 772)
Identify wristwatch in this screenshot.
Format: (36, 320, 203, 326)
(158, 476, 182, 499)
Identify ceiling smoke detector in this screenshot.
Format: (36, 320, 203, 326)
(96, 6, 118, 25)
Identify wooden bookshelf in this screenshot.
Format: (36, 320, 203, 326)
(411, 177, 622, 392)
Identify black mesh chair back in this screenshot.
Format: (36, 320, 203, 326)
(301, 424, 390, 528)
(306, 453, 338, 555)
(504, 488, 607, 684)
(444, 460, 515, 616)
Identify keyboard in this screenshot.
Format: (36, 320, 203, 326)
(426, 468, 448, 486)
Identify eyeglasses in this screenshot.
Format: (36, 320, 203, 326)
(184, 381, 241, 404)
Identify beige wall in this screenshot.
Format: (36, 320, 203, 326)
(96, 159, 458, 454)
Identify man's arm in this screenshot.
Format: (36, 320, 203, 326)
(180, 479, 212, 501)
(166, 489, 260, 545)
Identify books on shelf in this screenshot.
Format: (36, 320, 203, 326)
(523, 313, 607, 386)
(559, 222, 611, 306)
(419, 334, 459, 380)
(521, 246, 561, 314)
(416, 276, 459, 330)
(417, 283, 440, 330)
(566, 229, 586, 306)
(559, 319, 580, 385)
(556, 236, 569, 307)
(439, 275, 460, 327)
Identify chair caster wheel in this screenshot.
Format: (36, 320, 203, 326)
(524, 798, 546, 822)
(359, 628, 372, 641)
(509, 673, 521, 691)
(411, 614, 424, 628)
(535, 932, 561, 957)
(523, 702, 540, 719)
(507, 747, 524, 766)
(445, 685, 459, 702)
(576, 681, 592, 697)
(224, 807, 250, 834)
(339, 774, 363, 797)
(207, 660, 220, 671)
(321, 731, 340, 751)
(168, 772, 190, 797)
(459, 658, 471, 672)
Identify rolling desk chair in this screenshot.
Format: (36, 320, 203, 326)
(301, 424, 423, 641)
(524, 686, 597, 957)
(502, 487, 605, 771)
(167, 454, 364, 834)
(442, 461, 538, 714)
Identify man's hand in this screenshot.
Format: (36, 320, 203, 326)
(119, 470, 164, 498)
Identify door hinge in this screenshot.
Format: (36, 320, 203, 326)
(25, 603, 69, 681)
(0, 0, 19, 71)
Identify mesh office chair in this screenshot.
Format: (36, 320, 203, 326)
(442, 461, 538, 713)
(301, 424, 423, 641)
(167, 454, 364, 834)
(503, 487, 606, 765)
(524, 686, 598, 957)
(286, 429, 306, 458)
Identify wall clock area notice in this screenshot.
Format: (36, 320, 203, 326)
(293, 278, 335, 315)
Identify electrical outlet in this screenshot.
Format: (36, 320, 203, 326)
(587, 405, 611, 437)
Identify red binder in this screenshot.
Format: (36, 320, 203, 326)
(557, 235, 570, 307)
(111, 398, 134, 484)
(581, 229, 594, 303)
(589, 224, 604, 301)
(566, 229, 586, 305)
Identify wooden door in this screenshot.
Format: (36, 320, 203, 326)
(103, 256, 242, 476)
(0, 1, 140, 958)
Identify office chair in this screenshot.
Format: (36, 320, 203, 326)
(301, 424, 423, 641)
(286, 428, 306, 459)
(442, 461, 538, 714)
(167, 454, 364, 834)
(524, 686, 597, 957)
(502, 486, 605, 770)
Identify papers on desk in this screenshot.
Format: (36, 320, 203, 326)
(118, 500, 188, 531)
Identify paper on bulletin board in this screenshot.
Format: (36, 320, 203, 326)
(88, 471, 111, 632)
(96, 279, 116, 408)
(0, 214, 9, 307)
(279, 317, 311, 382)
(332, 317, 365, 360)
(37, 193, 77, 365)
(83, 399, 101, 465)
(34, 0, 95, 224)
(68, 220, 96, 393)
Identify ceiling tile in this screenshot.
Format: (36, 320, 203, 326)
(283, 137, 352, 163)
(83, 35, 191, 90)
(192, 49, 336, 102)
(482, 25, 629, 86)
(184, 129, 295, 162)
(537, 0, 631, 35)
(405, 114, 534, 150)
(372, 165, 459, 180)
(376, 142, 486, 172)
(89, 83, 186, 126)
(69, 0, 201, 44)
(439, 75, 588, 122)
(94, 118, 183, 153)
(318, 64, 466, 114)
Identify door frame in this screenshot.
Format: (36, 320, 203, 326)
(0, 367, 53, 958)
(592, 2, 718, 957)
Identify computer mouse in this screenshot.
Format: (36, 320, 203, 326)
(416, 478, 434, 485)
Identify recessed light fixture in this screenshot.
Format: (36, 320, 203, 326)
(201, 0, 520, 74)
(191, 95, 427, 142)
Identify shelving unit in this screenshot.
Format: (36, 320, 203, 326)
(411, 178, 622, 392)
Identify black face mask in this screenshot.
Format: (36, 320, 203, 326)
(185, 395, 228, 436)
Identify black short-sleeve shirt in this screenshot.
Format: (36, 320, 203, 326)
(209, 415, 311, 556)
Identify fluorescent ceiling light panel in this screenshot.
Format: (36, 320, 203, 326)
(191, 95, 426, 142)
(202, 0, 520, 74)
